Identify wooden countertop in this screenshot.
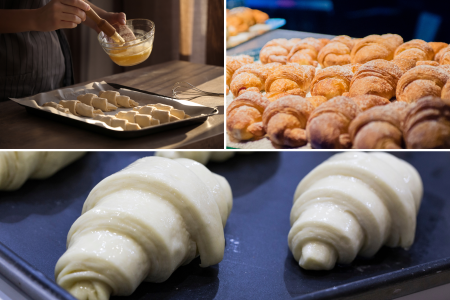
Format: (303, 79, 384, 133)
(0, 60, 224, 149)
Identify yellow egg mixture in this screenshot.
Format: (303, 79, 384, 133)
(108, 42, 153, 66)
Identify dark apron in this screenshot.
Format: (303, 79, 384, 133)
(0, 0, 74, 100)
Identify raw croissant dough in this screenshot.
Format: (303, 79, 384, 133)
(289, 152, 422, 270)
(55, 157, 233, 300)
(0, 152, 85, 191)
(156, 151, 235, 164)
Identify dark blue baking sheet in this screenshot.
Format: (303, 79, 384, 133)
(0, 152, 450, 300)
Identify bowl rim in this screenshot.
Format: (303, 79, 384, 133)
(98, 18, 155, 49)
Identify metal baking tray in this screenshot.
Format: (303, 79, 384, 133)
(0, 152, 450, 300)
(10, 82, 218, 139)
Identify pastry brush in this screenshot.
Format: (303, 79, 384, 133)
(84, 3, 126, 44)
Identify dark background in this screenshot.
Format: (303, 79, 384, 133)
(227, 0, 450, 43)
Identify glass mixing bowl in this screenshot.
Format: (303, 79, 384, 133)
(98, 19, 155, 67)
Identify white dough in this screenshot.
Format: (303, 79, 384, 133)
(75, 102, 102, 118)
(151, 118, 160, 126)
(170, 108, 185, 119)
(125, 122, 141, 131)
(55, 157, 233, 300)
(99, 91, 119, 106)
(77, 93, 97, 106)
(156, 151, 235, 165)
(153, 103, 173, 111)
(116, 95, 139, 108)
(135, 114, 152, 128)
(138, 106, 155, 115)
(92, 97, 117, 112)
(0, 152, 85, 191)
(110, 117, 128, 130)
(93, 115, 114, 126)
(169, 115, 180, 122)
(288, 152, 423, 271)
(115, 111, 138, 123)
(59, 100, 80, 115)
(151, 109, 170, 124)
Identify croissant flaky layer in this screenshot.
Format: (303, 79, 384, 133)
(0, 152, 85, 191)
(55, 157, 233, 300)
(289, 152, 423, 270)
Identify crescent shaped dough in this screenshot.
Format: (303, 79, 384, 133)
(115, 111, 138, 123)
(153, 103, 173, 111)
(289, 152, 422, 270)
(76, 102, 103, 118)
(134, 114, 153, 128)
(152, 109, 170, 124)
(99, 91, 119, 106)
(110, 117, 128, 130)
(0, 152, 85, 191)
(55, 157, 232, 300)
(138, 106, 155, 115)
(92, 97, 117, 112)
(77, 93, 97, 106)
(116, 95, 139, 108)
(60, 100, 80, 115)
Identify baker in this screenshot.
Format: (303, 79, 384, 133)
(0, 0, 126, 100)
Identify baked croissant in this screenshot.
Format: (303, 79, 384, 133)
(394, 39, 434, 63)
(435, 45, 450, 65)
(350, 94, 390, 111)
(260, 95, 315, 147)
(403, 96, 450, 148)
(0, 152, 85, 191)
(392, 57, 417, 73)
(396, 65, 449, 103)
(310, 65, 353, 99)
(230, 63, 267, 97)
(289, 152, 422, 270)
(55, 156, 232, 300)
(306, 96, 361, 149)
(226, 55, 254, 88)
(351, 34, 403, 64)
(265, 64, 315, 100)
(428, 42, 448, 59)
(349, 59, 403, 99)
(155, 151, 235, 164)
(226, 91, 270, 140)
(348, 102, 409, 149)
(260, 39, 293, 64)
(287, 39, 322, 66)
(317, 36, 354, 67)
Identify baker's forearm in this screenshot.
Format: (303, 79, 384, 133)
(82, 1, 108, 32)
(0, 9, 38, 33)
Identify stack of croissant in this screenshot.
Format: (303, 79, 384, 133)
(226, 34, 450, 149)
(226, 7, 269, 37)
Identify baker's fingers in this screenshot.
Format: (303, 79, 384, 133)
(59, 21, 78, 29)
(61, 5, 86, 21)
(61, 12, 83, 24)
(60, 0, 90, 11)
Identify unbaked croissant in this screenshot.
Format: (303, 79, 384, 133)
(226, 91, 270, 140)
(55, 156, 232, 300)
(317, 36, 354, 67)
(394, 39, 434, 63)
(403, 96, 450, 148)
(289, 152, 422, 270)
(396, 65, 449, 103)
(306, 96, 361, 149)
(230, 63, 267, 97)
(349, 59, 403, 99)
(351, 34, 403, 64)
(156, 151, 235, 164)
(0, 152, 85, 191)
(348, 102, 409, 149)
(226, 55, 254, 88)
(259, 95, 315, 147)
(310, 65, 353, 99)
(265, 64, 315, 100)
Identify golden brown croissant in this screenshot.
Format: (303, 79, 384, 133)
(416, 61, 440, 66)
(306, 96, 361, 149)
(226, 91, 270, 141)
(349, 59, 403, 99)
(252, 9, 269, 24)
(351, 34, 403, 64)
(435, 46, 450, 64)
(265, 64, 315, 100)
(394, 39, 434, 62)
(306, 96, 328, 108)
(317, 42, 351, 67)
(228, 7, 255, 27)
(226, 55, 254, 87)
(287, 39, 322, 66)
(260, 39, 300, 64)
(348, 102, 409, 149)
(330, 35, 355, 50)
(310, 65, 354, 99)
(392, 57, 418, 73)
(429, 42, 448, 60)
(230, 63, 267, 97)
(257, 95, 315, 147)
(403, 96, 450, 148)
(350, 94, 391, 111)
(396, 65, 449, 103)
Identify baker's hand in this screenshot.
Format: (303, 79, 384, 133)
(94, 12, 127, 33)
(35, 0, 89, 31)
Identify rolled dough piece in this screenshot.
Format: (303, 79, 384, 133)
(55, 157, 232, 300)
(0, 152, 85, 191)
(43, 102, 60, 108)
(169, 115, 180, 122)
(125, 122, 141, 131)
(116, 95, 139, 108)
(151, 118, 160, 126)
(92, 97, 117, 112)
(289, 152, 423, 271)
(185, 114, 191, 119)
(135, 114, 153, 128)
(77, 93, 97, 106)
(110, 117, 128, 130)
(93, 115, 114, 126)
(99, 91, 119, 106)
(138, 106, 155, 115)
(60, 100, 80, 115)
(153, 103, 173, 111)
(75, 102, 101, 118)
(170, 109, 185, 119)
(115, 111, 138, 123)
(152, 109, 170, 124)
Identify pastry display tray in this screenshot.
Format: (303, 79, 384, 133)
(226, 18, 286, 49)
(10, 82, 218, 139)
(1, 152, 450, 300)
